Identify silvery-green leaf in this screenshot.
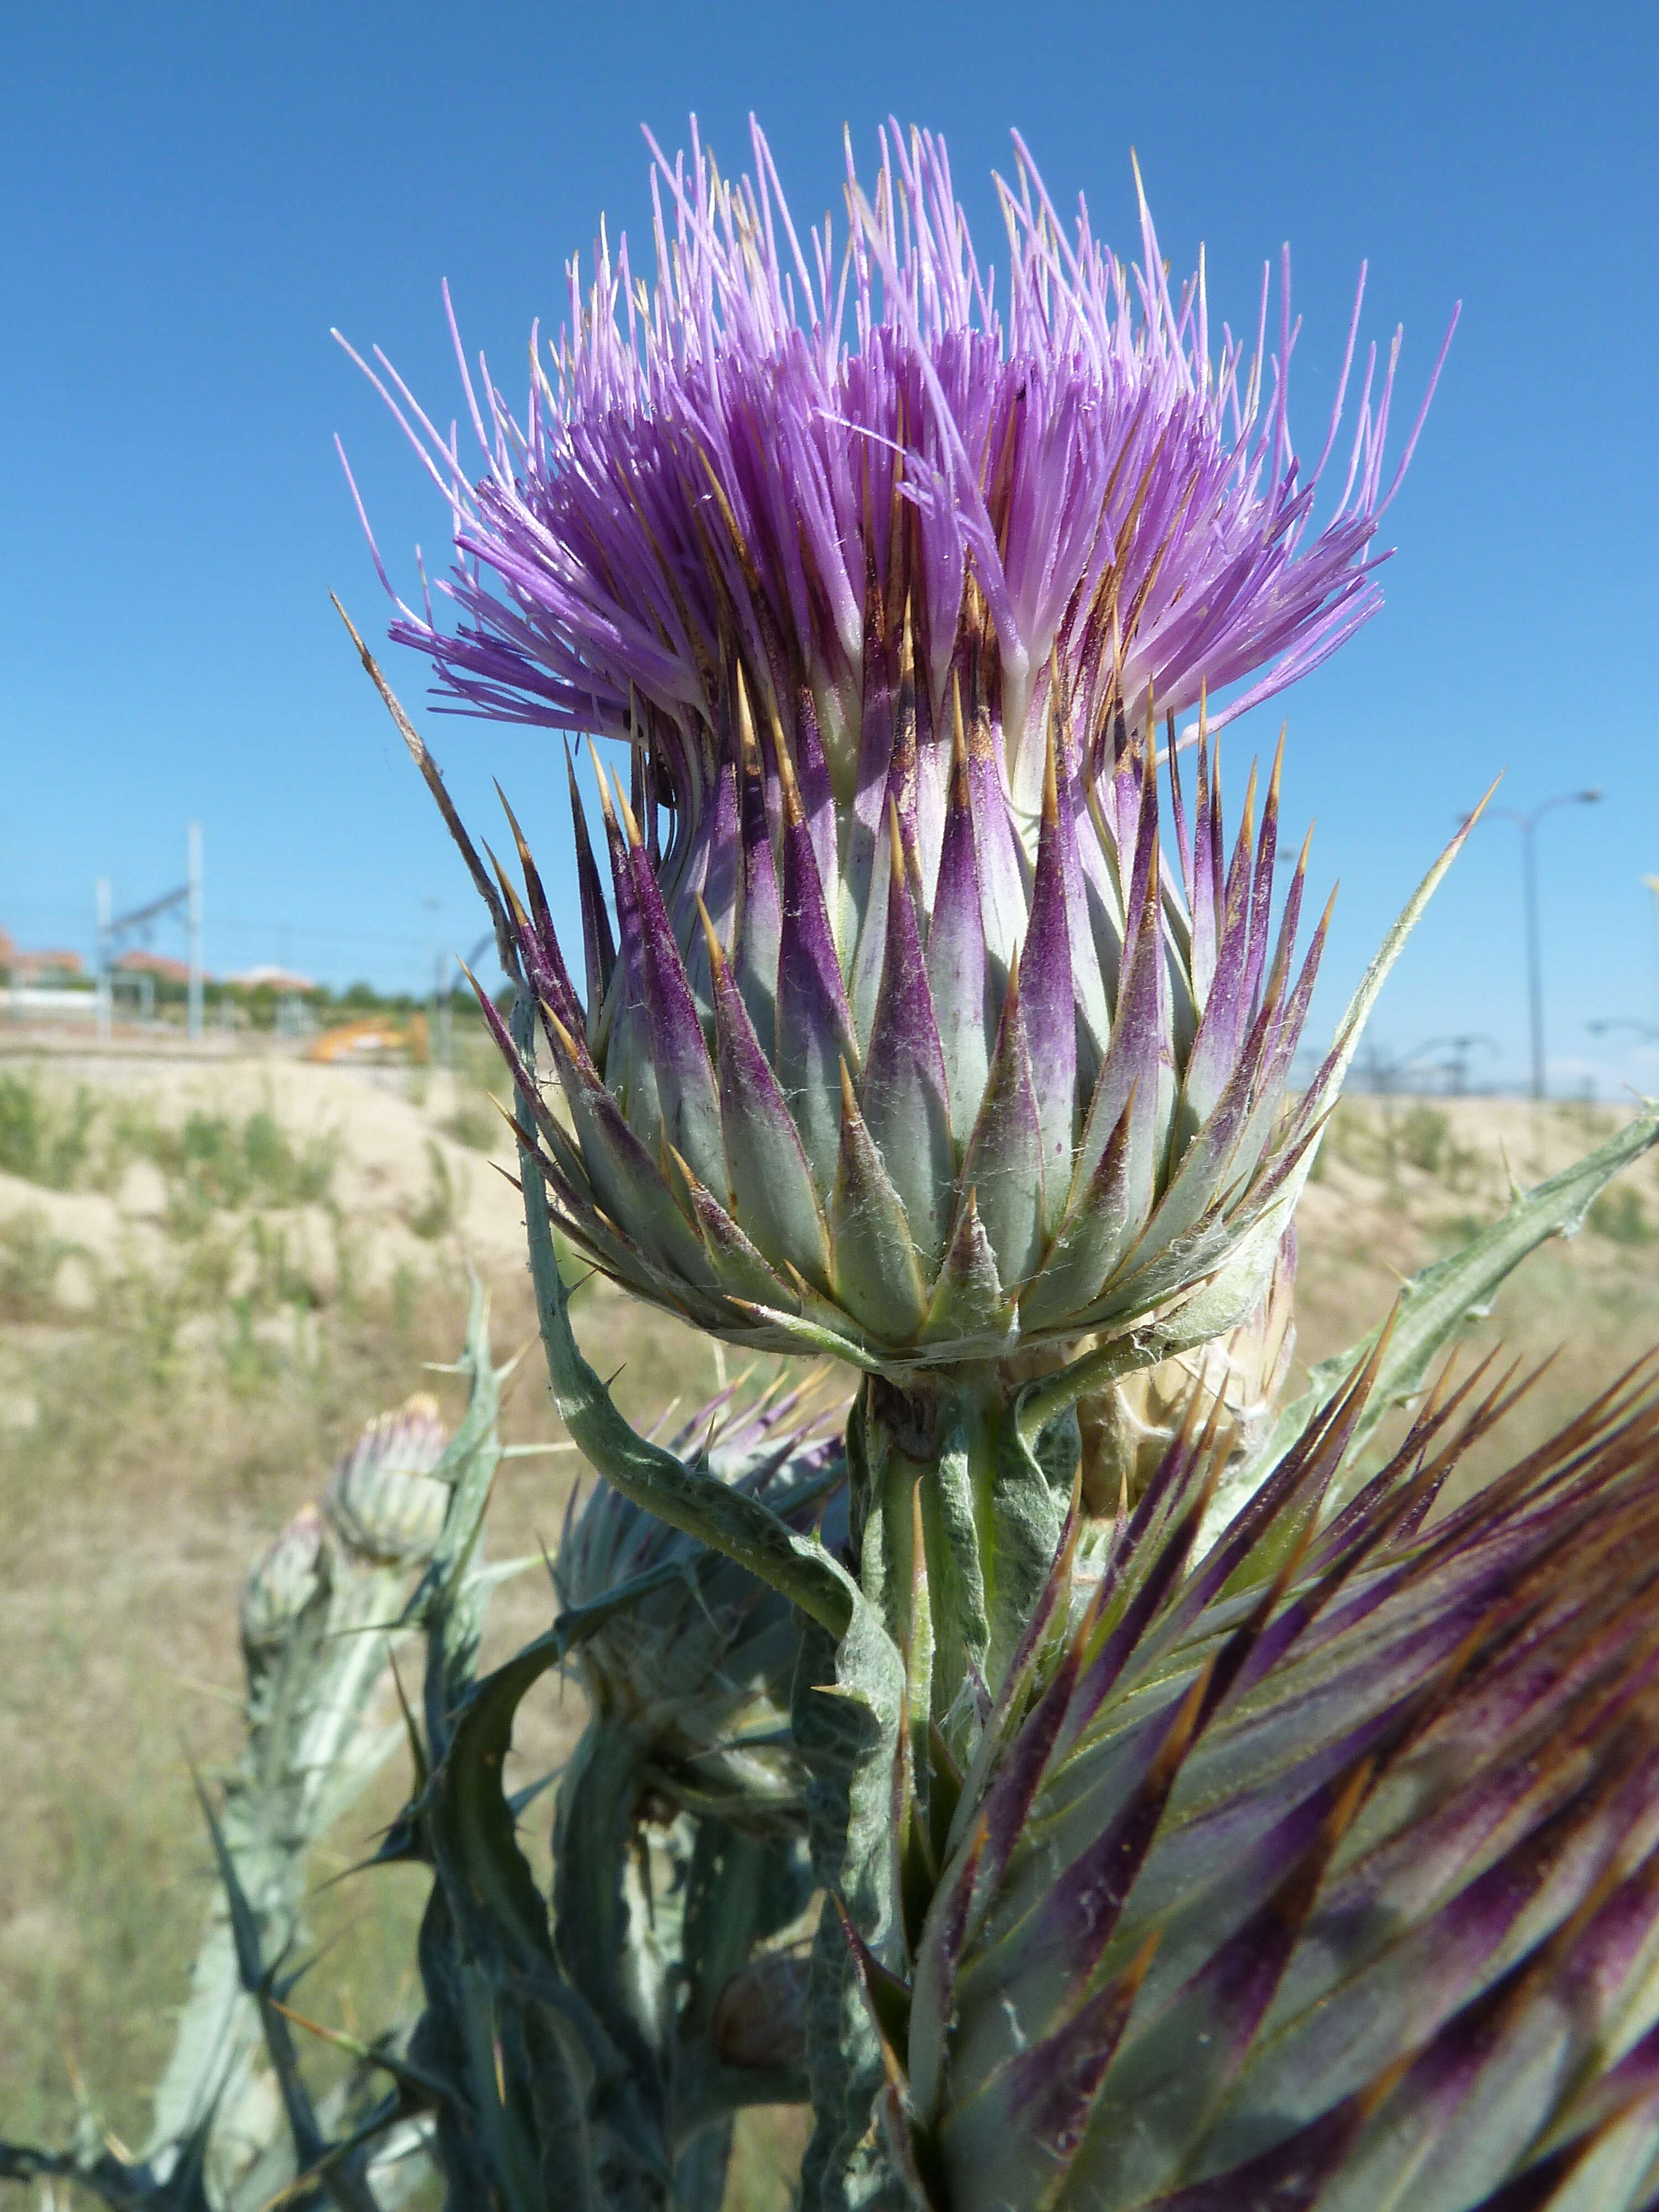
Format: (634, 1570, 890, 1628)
(1209, 1101, 1659, 1543)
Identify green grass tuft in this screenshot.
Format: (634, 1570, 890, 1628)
(407, 1141, 455, 1240)
(0, 1073, 97, 1189)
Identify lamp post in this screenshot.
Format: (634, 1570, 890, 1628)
(1587, 1018, 1659, 1046)
(1488, 791, 1603, 1102)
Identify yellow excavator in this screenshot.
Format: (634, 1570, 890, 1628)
(305, 1012, 430, 1065)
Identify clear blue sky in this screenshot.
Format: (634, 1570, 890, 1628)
(2, 1, 1655, 1095)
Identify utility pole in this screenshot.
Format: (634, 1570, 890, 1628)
(96, 834, 202, 1044)
(1395, 1032, 1499, 1096)
(1489, 791, 1603, 1102)
(95, 878, 111, 1042)
(187, 822, 204, 1042)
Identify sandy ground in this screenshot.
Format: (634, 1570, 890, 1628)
(0, 1050, 528, 1293)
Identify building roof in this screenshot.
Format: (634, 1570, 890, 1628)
(235, 964, 316, 992)
(113, 949, 194, 983)
(2, 930, 86, 977)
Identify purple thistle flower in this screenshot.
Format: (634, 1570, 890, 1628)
(338, 121, 1455, 1376)
(341, 119, 1451, 788)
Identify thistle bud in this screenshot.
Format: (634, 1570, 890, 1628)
(711, 1949, 810, 2075)
(556, 1380, 846, 1824)
(324, 1393, 450, 1564)
(239, 1503, 328, 1683)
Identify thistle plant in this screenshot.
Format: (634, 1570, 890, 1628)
(17, 109, 1659, 2212)
(0, 1328, 512, 2210)
(324, 117, 1659, 2212)
(340, 118, 1469, 1741)
(143, 1399, 455, 2205)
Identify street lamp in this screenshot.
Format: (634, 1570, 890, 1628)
(1587, 1017, 1659, 1046)
(1481, 790, 1603, 1102)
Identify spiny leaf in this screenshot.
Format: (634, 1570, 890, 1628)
(1226, 1102, 1659, 1532)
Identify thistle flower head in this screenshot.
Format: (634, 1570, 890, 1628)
(344, 123, 1452, 1376)
(346, 118, 1445, 795)
(556, 1372, 847, 1822)
(477, 680, 1332, 1378)
(239, 1503, 328, 1684)
(324, 1391, 451, 1563)
(854, 1352, 1659, 2211)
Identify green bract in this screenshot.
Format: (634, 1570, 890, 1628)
(483, 698, 1331, 1384)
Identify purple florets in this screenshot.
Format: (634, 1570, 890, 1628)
(338, 118, 1453, 829)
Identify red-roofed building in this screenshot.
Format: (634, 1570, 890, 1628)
(0, 926, 86, 981)
(235, 964, 315, 993)
(113, 948, 194, 985)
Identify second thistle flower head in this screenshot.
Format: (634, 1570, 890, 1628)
(240, 1502, 329, 1690)
(324, 1392, 451, 1563)
(343, 121, 1451, 1374)
(556, 1375, 847, 1822)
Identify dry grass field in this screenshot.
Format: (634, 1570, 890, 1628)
(2, 1041, 1656, 2206)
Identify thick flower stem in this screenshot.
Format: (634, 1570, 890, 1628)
(850, 1367, 1082, 1761)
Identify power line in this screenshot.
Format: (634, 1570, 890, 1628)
(3, 902, 455, 956)
(95, 825, 203, 1041)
